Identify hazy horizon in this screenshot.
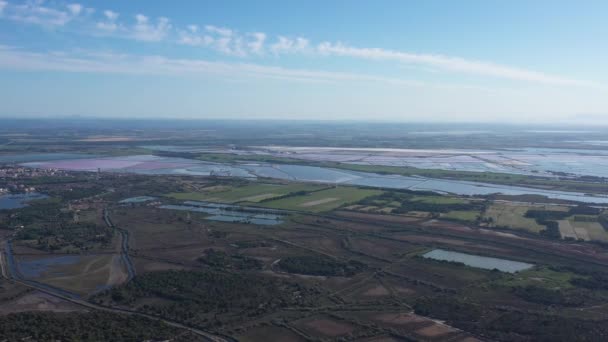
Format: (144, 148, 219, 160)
(0, 0, 607, 123)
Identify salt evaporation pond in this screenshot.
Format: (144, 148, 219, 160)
(0, 192, 48, 209)
(0, 153, 97, 163)
(20, 154, 608, 204)
(423, 249, 533, 273)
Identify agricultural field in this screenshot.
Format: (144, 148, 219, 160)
(560, 218, 608, 242)
(167, 182, 327, 203)
(483, 203, 568, 233)
(410, 195, 469, 205)
(441, 210, 480, 222)
(495, 266, 577, 289)
(484, 203, 608, 242)
(258, 187, 383, 212)
(344, 193, 473, 217)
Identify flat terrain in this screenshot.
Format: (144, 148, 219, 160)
(484, 203, 567, 233)
(14, 254, 127, 296)
(4, 126, 608, 341)
(258, 187, 382, 212)
(442, 210, 480, 222)
(167, 182, 327, 203)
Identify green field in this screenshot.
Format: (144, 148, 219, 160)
(496, 267, 574, 289)
(410, 195, 469, 205)
(484, 204, 549, 233)
(167, 183, 327, 203)
(441, 210, 479, 222)
(258, 187, 382, 212)
(567, 219, 608, 242)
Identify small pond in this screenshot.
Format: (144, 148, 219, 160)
(422, 249, 533, 273)
(0, 192, 49, 210)
(160, 203, 284, 225)
(119, 196, 157, 203)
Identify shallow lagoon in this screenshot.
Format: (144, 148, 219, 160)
(0, 153, 96, 163)
(423, 249, 533, 273)
(21, 154, 608, 204)
(160, 204, 284, 225)
(0, 192, 48, 209)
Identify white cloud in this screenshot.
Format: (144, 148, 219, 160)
(179, 25, 266, 57)
(96, 10, 119, 31)
(205, 25, 232, 36)
(131, 14, 171, 42)
(316, 42, 591, 86)
(204, 25, 243, 56)
(0, 1, 594, 87)
(178, 29, 213, 47)
(104, 10, 118, 21)
(0, 45, 455, 87)
(271, 36, 309, 54)
(67, 3, 82, 16)
(247, 32, 266, 54)
(5, 1, 76, 26)
(270, 36, 308, 54)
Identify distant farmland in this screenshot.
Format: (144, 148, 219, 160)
(258, 187, 383, 212)
(167, 182, 327, 203)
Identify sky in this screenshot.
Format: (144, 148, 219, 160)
(0, 0, 607, 123)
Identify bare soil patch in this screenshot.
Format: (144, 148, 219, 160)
(239, 193, 278, 202)
(415, 323, 458, 337)
(0, 291, 84, 315)
(237, 325, 306, 342)
(363, 285, 390, 296)
(299, 197, 339, 207)
(294, 315, 356, 337)
(373, 313, 426, 325)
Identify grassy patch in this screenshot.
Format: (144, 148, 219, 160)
(567, 218, 608, 242)
(167, 183, 326, 203)
(441, 210, 479, 222)
(410, 195, 469, 205)
(484, 204, 548, 233)
(496, 267, 576, 289)
(259, 187, 382, 212)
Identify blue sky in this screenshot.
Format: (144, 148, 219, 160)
(0, 0, 606, 123)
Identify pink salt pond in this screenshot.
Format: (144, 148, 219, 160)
(41, 158, 143, 171)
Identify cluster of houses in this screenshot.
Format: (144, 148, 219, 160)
(0, 184, 36, 194)
(0, 166, 65, 179)
(0, 166, 69, 194)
